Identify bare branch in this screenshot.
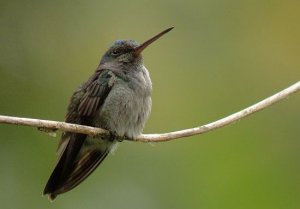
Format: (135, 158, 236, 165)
(138, 81, 300, 142)
(0, 81, 299, 142)
(0, 116, 109, 137)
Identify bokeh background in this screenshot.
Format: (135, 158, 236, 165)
(0, 0, 299, 209)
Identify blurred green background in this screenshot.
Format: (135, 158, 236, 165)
(0, 0, 300, 208)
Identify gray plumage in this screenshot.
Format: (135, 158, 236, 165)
(43, 27, 173, 200)
(96, 60, 152, 139)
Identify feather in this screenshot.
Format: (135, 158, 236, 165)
(44, 69, 116, 200)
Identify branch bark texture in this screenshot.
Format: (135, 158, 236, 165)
(0, 81, 299, 142)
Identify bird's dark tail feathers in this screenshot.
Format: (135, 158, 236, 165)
(43, 135, 109, 201)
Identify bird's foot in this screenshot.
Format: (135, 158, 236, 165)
(95, 131, 127, 142)
(116, 135, 127, 142)
(108, 132, 127, 142)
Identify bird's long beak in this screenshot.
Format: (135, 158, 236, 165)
(134, 27, 174, 57)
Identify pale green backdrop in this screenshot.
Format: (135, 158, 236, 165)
(0, 0, 300, 209)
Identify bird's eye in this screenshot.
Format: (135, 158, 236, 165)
(111, 48, 121, 56)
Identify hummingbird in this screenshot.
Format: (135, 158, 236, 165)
(43, 27, 174, 200)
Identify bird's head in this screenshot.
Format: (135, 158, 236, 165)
(100, 27, 174, 67)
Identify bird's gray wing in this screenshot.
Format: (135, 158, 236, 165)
(44, 69, 116, 200)
(57, 69, 116, 154)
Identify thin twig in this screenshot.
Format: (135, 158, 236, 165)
(0, 116, 109, 137)
(138, 81, 300, 142)
(0, 81, 299, 142)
